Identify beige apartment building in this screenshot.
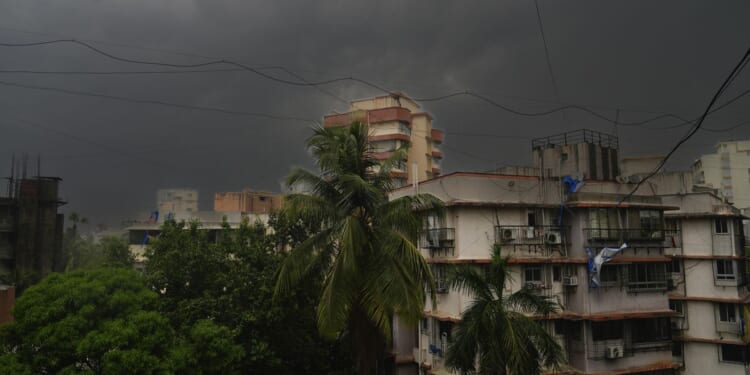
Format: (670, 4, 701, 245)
(324, 93, 445, 187)
(389, 129, 748, 375)
(156, 188, 198, 213)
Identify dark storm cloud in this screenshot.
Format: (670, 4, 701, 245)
(0, 0, 748, 225)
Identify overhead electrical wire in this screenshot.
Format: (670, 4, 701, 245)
(4, 38, 750, 131)
(0, 79, 319, 125)
(619, 46, 750, 205)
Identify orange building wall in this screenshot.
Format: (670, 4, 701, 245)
(214, 190, 283, 213)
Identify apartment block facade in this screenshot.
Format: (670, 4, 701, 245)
(388, 129, 747, 375)
(156, 188, 199, 213)
(323, 93, 444, 187)
(692, 140, 750, 210)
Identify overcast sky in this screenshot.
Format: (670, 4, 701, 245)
(0, 1, 748, 227)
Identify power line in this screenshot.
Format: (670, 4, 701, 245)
(3, 38, 750, 134)
(619, 46, 750, 205)
(0, 79, 318, 124)
(532, 0, 569, 126)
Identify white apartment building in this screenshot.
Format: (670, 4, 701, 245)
(692, 140, 750, 210)
(388, 129, 748, 375)
(156, 188, 199, 213)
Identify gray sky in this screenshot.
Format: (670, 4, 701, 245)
(0, 1, 748, 227)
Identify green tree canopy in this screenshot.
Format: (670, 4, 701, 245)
(274, 122, 442, 374)
(446, 245, 565, 374)
(0, 268, 173, 374)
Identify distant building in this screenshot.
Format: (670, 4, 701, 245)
(323, 93, 445, 187)
(692, 140, 750, 210)
(214, 189, 283, 214)
(157, 188, 198, 213)
(126, 210, 268, 269)
(0, 176, 66, 323)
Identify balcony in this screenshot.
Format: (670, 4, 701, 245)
(421, 228, 455, 258)
(494, 225, 569, 257)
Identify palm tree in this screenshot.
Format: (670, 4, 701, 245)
(274, 122, 442, 374)
(446, 244, 565, 374)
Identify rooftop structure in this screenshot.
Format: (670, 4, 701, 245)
(214, 188, 283, 214)
(157, 188, 198, 213)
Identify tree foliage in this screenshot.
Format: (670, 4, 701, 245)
(274, 122, 442, 374)
(144, 216, 349, 374)
(446, 245, 565, 374)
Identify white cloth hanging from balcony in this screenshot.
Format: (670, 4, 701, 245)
(588, 243, 628, 288)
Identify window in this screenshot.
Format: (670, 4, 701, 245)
(431, 264, 448, 293)
(716, 260, 736, 281)
(600, 265, 620, 286)
(591, 321, 623, 341)
(372, 140, 397, 153)
(669, 300, 685, 317)
(553, 266, 562, 282)
(666, 258, 681, 274)
(715, 218, 729, 234)
(628, 263, 667, 291)
(421, 318, 430, 334)
(718, 303, 737, 323)
(524, 265, 543, 284)
(632, 317, 670, 343)
(639, 210, 662, 233)
(720, 344, 746, 364)
(672, 342, 683, 357)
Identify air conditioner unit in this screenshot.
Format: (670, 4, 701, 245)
(545, 231, 562, 244)
(562, 275, 578, 286)
(605, 345, 624, 359)
(501, 228, 515, 241)
(526, 227, 536, 239)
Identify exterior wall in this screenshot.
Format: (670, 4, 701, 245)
(683, 342, 748, 375)
(157, 188, 198, 213)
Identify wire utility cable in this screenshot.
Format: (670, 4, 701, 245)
(0, 79, 318, 124)
(619, 46, 750, 205)
(0, 39, 355, 88)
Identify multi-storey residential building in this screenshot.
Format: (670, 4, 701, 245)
(157, 188, 199, 213)
(388, 129, 741, 375)
(661, 193, 749, 374)
(323, 93, 445, 187)
(214, 188, 283, 214)
(692, 140, 750, 210)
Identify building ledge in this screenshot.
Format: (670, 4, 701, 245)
(669, 294, 750, 304)
(548, 360, 679, 375)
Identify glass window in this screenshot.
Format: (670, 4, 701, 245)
(716, 260, 736, 281)
(591, 321, 623, 341)
(600, 265, 619, 286)
(632, 317, 670, 343)
(718, 303, 737, 323)
(524, 265, 543, 284)
(553, 266, 562, 282)
(715, 218, 729, 234)
(639, 210, 662, 232)
(667, 258, 681, 274)
(669, 300, 685, 316)
(628, 263, 667, 291)
(720, 344, 746, 364)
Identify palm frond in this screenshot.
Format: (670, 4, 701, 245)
(273, 228, 332, 299)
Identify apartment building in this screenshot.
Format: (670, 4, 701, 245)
(388, 129, 747, 375)
(661, 193, 749, 374)
(692, 140, 750, 210)
(323, 93, 445, 187)
(156, 188, 199, 213)
(214, 188, 283, 214)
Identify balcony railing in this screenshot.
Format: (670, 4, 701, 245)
(583, 227, 667, 244)
(716, 320, 742, 335)
(421, 228, 455, 257)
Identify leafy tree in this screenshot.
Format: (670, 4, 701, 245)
(274, 122, 442, 374)
(446, 245, 565, 374)
(144, 217, 347, 374)
(0, 269, 174, 374)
